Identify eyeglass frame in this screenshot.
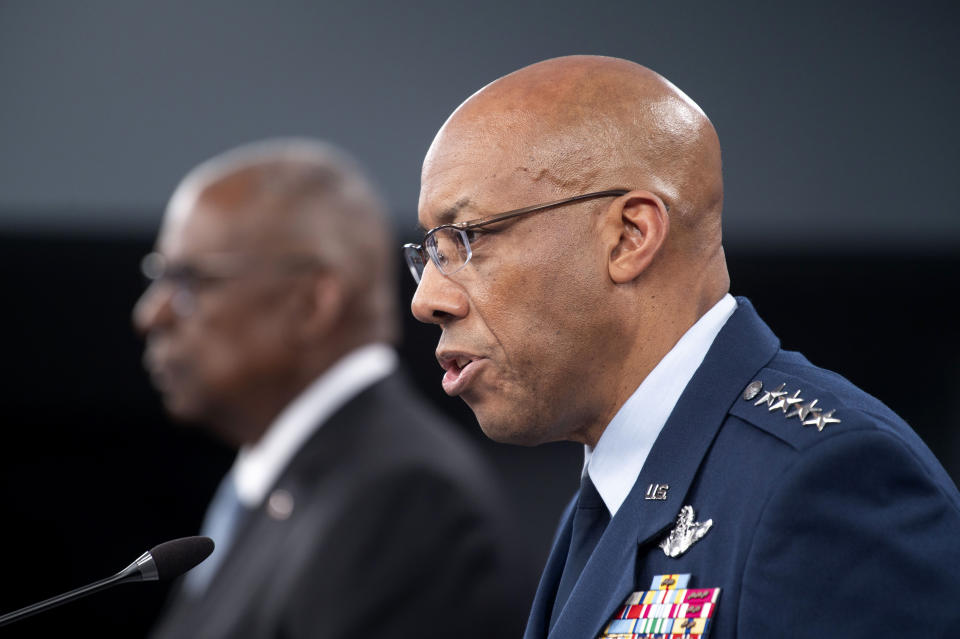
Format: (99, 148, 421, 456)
(139, 251, 325, 317)
(402, 189, 630, 284)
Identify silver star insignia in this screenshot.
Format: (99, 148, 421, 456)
(803, 408, 841, 432)
(771, 389, 804, 413)
(754, 382, 787, 408)
(782, 390, 804, 412)
(659, 505, 713, 558)
(787, 398, 820, 421)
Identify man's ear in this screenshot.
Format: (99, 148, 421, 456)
(293, 271, 346, 341)
(607, 190, 669, 284)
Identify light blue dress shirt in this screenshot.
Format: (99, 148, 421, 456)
(584, 294, 737, 516)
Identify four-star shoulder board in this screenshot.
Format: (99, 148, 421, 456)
(742, 380, 841, 432)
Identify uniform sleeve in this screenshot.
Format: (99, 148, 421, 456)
(280, 467, 523, 639)
(738, 429, 960, 637)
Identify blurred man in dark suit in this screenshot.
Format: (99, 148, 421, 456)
(405, 55, 960, 638)
(134, 138, 525, 639)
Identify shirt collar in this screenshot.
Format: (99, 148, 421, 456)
(231, 343, 397, 507)
(584, 294, 737, 516)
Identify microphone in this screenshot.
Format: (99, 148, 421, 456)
(0, 536, 214, 628)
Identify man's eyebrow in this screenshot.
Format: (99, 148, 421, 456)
(418, 198, 474, 233)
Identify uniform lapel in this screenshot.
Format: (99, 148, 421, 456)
(523, 497, 576, 639)
(546, 298, 779, 639)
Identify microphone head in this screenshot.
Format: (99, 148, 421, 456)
(149, 536, 215, 581)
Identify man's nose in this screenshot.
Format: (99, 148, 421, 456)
(410, 262, 469, 325)
(132, 283, 178, 334)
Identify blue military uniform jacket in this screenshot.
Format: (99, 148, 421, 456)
(525, 297, 960, 638)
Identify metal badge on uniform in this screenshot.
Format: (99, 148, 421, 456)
(743, 380, 842, 432)
(645, 483, 669, 500)
(742, 380, 763, 401)
(597, 573, 721, 638)
(659, 506, 712, 558)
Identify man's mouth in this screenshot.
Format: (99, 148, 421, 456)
(143, 346, 187, 394)
(438, 353, 487, 396)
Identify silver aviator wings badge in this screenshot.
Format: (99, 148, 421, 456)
(659, 505, 713, 558)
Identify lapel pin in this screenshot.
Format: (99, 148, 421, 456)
(645, 483, 669, 500)
(266, 489, 295, 521)
(659, 505, 713, 558)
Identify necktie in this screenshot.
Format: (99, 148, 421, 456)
(181, 472, 250, 596)
(549, 472, 610, 630)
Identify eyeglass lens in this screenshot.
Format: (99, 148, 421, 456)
(427, 229, 471, 275)
(404, 228, 472, 283)
(404, 246, 426, 283)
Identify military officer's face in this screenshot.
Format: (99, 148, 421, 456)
(411, 125, 628, 446)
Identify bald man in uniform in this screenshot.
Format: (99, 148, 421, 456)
(135, 139, 525, 639)
(405, 56, 960, 637)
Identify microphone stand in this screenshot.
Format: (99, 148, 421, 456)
(0, 551, 158, 628)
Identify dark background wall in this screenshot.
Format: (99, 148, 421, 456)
(0, 1, 957, 637)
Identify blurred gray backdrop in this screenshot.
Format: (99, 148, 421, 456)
(1, 0, 958, 246)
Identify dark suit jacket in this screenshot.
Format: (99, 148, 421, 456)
(526, 297, 960, 638)
(150, 372, 525, 639)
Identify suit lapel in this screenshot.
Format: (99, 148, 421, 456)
(199, 376, 390, 598)
(156, 377, 401, 638)
(547, 298, 779, 639)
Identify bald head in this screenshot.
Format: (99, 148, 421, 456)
(168, 139, 398, 344)
(412, 57, 730, 446)
(425, 55, 724, 253)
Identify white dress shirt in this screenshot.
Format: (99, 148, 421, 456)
(584, 294, 737, 516)
(230, 343, 397, 508)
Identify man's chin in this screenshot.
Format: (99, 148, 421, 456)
(475, 414, 548, 447)
(159, 393, 206, 425)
